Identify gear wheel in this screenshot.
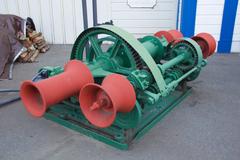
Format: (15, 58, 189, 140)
(166, 39, 200, 72)
(71, 27, 144, 73)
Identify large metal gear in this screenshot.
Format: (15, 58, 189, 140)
(166, 38, 203, 71)
(71, 27, 144, 74)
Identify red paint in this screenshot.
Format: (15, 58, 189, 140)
(20, 60, 94, 117)
(168, 30, 184, 40)
(79, 74, 136, 128)
(154, 30, 183, 42)
(192, 33, 216, 58)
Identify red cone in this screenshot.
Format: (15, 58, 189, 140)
(20, 60, 94, 117)
(79, 74, 136, 128)
(192, 33, 216, 58)
(154, 30, 183, 42)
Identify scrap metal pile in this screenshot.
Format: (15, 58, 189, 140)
(19, 25, 216, 149)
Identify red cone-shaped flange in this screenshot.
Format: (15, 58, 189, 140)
(20, 60, 94, 117)
(192, 33, 216, 58)
(154, 31, 174, 42)
(79, 74, 136, 128)
(154, 30, 183, 42)
(168, 29, 183, 39)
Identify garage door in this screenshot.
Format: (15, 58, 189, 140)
(231, 3, 240, 53)
(0, 0, 179, 43)
(194, 0, 225, 50)
(98, 0, 179, 38)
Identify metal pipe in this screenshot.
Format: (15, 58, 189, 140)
(92, 0, 98, 26)
(159, 53, 187, 73)
(82, 0, 88, 30)
(167, 67, 198, 89)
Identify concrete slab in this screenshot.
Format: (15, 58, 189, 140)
(0, 45, 240, 160)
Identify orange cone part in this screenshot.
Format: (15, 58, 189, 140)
(168, 30, 184, 39)
(20, 60, 94, 117)
(79, 74, 136, 128)
(192, 33, 216, 58)
(154, 30, 183, 42)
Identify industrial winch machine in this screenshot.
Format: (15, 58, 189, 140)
(20, 25, 216, 150)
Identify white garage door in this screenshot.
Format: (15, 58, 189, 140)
(194, 0, 225, 49)
(231, 3, 240, 53)
(0, 0, 178, 43)
(98, 0, 179, 38)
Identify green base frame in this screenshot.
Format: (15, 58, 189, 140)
(44, 87, 191, 150)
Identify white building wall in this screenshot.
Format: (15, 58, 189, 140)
(231, 3, 240, 53)
(2, 0, 238, 51)
(195, 0, 225, 49)
(0, 0, 178, 43)
(0, 0, 95, 44)
(98, 0, 179, 38)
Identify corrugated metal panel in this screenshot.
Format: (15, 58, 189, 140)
(0, 0, 178, 43)
(0, 0, 85, 44)
(104, 0, 178, 38)
(231, 3, 240, 52)
(195, 0, 225, 48)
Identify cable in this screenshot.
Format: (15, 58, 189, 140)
(0, 70, 46, 107)
(0, 97, 21, 107)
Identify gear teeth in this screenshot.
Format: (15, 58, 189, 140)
(72, 28, 146, 70)
(129, 46, 144, 69)
(170, 40, 199, 71)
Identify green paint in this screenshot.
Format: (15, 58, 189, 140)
(44, 87, 191, 150)
(31, 25, 209, 150)
(139, 35, 165, 62)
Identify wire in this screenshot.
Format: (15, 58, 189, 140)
(0, 97, 21, 107)
(0, 70, 46, 107)
(0, 89, 20, 92)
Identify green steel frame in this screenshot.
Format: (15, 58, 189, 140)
(44, 87, 191, 150)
